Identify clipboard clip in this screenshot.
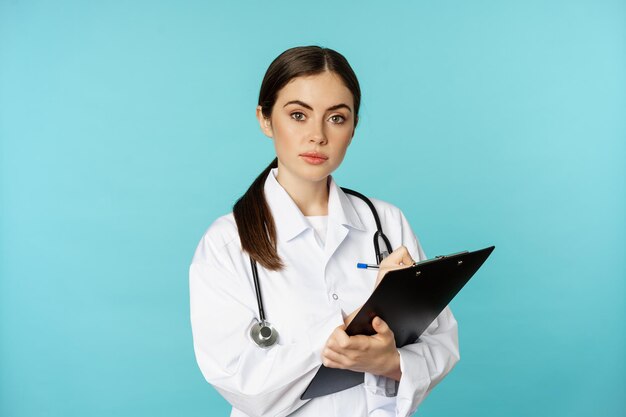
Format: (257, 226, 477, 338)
(412, 250, 470, 269)
(434, 250, 469, 259)
(435, 251, 469, 266)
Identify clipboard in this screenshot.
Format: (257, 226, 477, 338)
(301, 245, 495, 400)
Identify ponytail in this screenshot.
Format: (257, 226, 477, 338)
(233, 158, 284, 271)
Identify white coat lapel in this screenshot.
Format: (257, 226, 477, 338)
(323, 177, 366, 264)
(264, 169, 310, 243)
(264, 169, 366, 263)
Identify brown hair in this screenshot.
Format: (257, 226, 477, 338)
(233, 46, 361, 270)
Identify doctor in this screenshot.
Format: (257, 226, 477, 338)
(190, 46, 459, 417)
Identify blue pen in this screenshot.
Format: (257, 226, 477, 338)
(356, 263, 379, 269)
(357, 261, 419, 269)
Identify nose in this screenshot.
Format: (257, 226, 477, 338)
(308, 120, 327, 145)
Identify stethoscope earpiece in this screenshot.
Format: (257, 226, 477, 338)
(250, 320, 279, 348)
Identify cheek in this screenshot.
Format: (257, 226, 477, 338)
(272, 137, 289, 158)
(271, 125, 299, 158)
(332, 129, 354, 151)
(334, 145, 349, 164)
(329, 136, 352, 168)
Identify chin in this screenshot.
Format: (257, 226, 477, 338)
(299, 171, 332, 183)
(278, 157, 342, 183)
(302, 163, 339, 180)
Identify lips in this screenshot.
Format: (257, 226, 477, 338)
(300, 151, 328, 160)
(299, 151, 328, 165)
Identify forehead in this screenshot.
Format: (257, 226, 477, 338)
(276, 71, 354, 108)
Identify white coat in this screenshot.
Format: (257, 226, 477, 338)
(190, 168, 459, 417)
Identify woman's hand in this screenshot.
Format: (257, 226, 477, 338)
(322, 246, 415, 379)
(374, 245, 415, 288)
(342, 246, 416, 326)
(322, 316, 402, 381)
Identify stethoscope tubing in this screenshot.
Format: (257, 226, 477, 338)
(250, 257, 267, 322)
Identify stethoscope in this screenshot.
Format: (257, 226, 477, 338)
(249, 188, 393, 348)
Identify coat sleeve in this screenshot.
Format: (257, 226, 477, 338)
(363, 209, 460, 416)
(189, 229, 344, 417)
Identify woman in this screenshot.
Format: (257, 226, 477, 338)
(190, 46, 459, 417)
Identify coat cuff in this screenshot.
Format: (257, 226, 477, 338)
(395, 345, 432, 416)
(363, 370, 400, 397)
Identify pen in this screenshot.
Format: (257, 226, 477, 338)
(357, 261, 420, 269)
(356, 263, 379, 269)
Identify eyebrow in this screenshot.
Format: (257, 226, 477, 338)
(283, 100, 352, 113)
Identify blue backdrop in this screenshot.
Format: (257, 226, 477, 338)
(1, 1, 624, 416)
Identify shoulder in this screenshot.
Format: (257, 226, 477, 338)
(366, 196, 414, 235)
(342, 189, 426, 260)
(205, 213, 239, 247)
(191, 213, 242, 265)
(368, 197, 405, 219)
(342, 189, 407, 224)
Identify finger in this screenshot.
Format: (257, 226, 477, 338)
(322, 354, 349, 369)
(327, 333, 369, 353)
(381, 246, 414, 267)
(376, 248, 413, 285)
(343, 334, 369, 352)
(327, 326, 351, 350)
(322, 344, 360, 369)
(322, 346, 348, 366)
(322, 356, 343, 369)
(322, 344, 364, 370)
(372, 316, 387, 332)
(372, 316, 393, 338)
(394, 246, 415, 266)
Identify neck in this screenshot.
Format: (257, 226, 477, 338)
(275, 164, 329, 216)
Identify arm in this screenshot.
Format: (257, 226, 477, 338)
(395, 306, 459, 415)
(190, 240, 344, 417)
(392, 210, 460, 416)
(321, 209, 460, 416)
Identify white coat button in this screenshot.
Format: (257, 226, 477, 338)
(332, 293, 339, 300)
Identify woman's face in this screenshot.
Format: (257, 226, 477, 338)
(257, 71, 356, 186)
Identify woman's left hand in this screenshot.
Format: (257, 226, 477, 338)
(322, 316, 402, 381)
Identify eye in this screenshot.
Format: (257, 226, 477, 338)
(291, 112, 306, 122)
(329, 115, 346, 124)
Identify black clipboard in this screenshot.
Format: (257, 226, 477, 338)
(301, 245, 495, 400)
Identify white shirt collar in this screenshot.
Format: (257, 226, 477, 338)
(263, 168, 365, 243)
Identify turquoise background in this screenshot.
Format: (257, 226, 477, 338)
(1, 1, 624, 416)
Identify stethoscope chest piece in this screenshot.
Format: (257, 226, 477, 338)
(250, 320, 279, 348)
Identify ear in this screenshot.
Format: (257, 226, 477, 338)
(256, 106, 273, 138)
